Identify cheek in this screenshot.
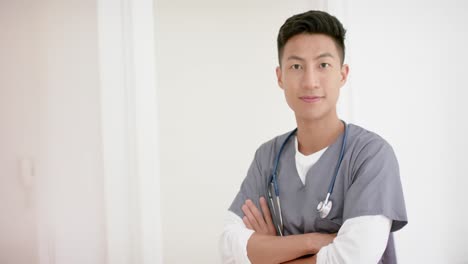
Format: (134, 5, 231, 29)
(325, 74, 343, 90)
(323, 79, 341, 100)
(283, 88, 295, 102)
(284, 86, 299, 101)
(283, 90, 296, 110)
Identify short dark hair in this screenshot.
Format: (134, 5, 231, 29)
(277, 10, 347, 65)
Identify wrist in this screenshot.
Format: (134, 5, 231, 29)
(305, 232, 335, 254)
(305, 233, 319, 254)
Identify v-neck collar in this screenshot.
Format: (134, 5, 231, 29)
(280, 129, 347, 188)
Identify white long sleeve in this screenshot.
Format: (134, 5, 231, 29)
(219, 210, 254, 264)
(316, 215, 392, 264)
(220, 212, 391, 264)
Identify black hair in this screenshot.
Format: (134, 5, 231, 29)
(277, 10, 346, 65)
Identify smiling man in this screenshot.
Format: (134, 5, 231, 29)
(220, 10, 407, 264)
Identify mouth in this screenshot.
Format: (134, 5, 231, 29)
(299, 96, 323, 103)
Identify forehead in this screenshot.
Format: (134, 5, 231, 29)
(282, 33, 340, 61)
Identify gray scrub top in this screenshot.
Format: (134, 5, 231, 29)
(229, 123, 408, 263)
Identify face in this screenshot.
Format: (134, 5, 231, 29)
(276, 33, 349, 123)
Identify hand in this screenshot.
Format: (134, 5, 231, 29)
(242, 197, 277, 236)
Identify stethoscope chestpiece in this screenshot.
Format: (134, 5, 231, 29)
(317, 198, 332, 219)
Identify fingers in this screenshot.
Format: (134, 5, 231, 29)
(241, 198, 280, 236)
(259, 197, 277, 235)
(248, 200, 266, 227)
(242, 199, 267, 233)
(243, 216, 253, 230)
(242, 202, 260, 231)
(259, 197, 272, 225)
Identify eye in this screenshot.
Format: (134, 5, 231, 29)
(290, 64, 303, 70)
(319, 63, 330, 69)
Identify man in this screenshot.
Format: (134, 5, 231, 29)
(220, 10, 407, 263)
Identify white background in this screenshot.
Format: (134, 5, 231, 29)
(1, 0, 467, 263)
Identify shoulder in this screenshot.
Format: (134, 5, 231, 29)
(347, 123, 395, 156)
(253, 130, 294, 162)
(346, 124, 399, 176)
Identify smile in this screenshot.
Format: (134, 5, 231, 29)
(299, 96, 323, 103)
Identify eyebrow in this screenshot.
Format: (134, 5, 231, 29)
(286, 55, 306, 62)
(315, 52, 335, 60)
(286, 52, 335, 62)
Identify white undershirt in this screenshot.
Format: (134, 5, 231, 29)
(294, 136, 328, 185)
(220, 136, 392, 263)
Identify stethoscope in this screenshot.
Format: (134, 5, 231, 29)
(267, 121, 348, 236)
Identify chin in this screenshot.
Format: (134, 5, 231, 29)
(296, 113, 325, 122)
(295, 108, 333, 123)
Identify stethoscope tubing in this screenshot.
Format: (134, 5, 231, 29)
(271, 128, 297, 197)
(328, 122, 348, 194)
(267, 122, 348, 235)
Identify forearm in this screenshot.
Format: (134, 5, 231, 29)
(247, 232, 335, 264)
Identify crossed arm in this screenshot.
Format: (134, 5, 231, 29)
(241, 197, 336, 264)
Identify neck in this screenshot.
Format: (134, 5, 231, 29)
(295, 115, 344, 155)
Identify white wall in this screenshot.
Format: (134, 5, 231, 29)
(1, 1, 164, 263)
(346, 1, 468, 263)
(156, 0, 468, 263)
(0, 1, 106, 263)
(0, 1, 41, 263)
(35, 1, 106, 263)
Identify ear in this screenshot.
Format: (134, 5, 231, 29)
(276, 66, 284, 89)
(339, 64, 349, 86)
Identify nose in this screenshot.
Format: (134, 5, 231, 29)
(301, 68, 320, 89)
